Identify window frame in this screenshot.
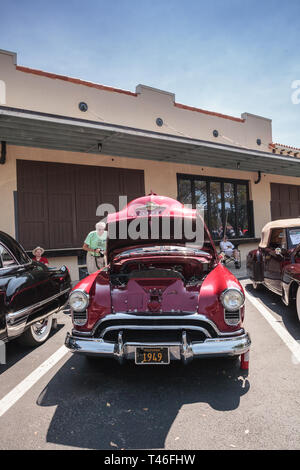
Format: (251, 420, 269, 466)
(177, 173, 253, 240)
(268, 228, 287, 249)
(0, 242, 19, 270)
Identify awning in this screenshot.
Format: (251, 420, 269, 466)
(1, 105, 300, 177)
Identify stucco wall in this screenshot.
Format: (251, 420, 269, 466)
(0, 50, 272, 153)
(2, 144, 300, 236)
(1, 144, 300, 280)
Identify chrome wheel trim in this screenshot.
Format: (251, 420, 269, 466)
(30, 316, 53, 342)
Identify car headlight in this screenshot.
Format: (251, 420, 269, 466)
(69, 289, 89, 312)
(220, 288, 244, 311)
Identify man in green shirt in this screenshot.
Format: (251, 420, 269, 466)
(83, 221, 108, 274)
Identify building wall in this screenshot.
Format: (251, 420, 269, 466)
(0, 50, 272, 153)
(1, 144, 300, 280)
(1, 49, 299, 281)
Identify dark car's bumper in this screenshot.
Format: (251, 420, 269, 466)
(65, 330, 251, 364)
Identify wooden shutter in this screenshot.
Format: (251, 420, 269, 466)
(17, 160, 145, 250)
(17, 160, 49, 249)
(271, 183, 300, 220)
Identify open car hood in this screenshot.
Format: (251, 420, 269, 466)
(106, 194, 216, 262)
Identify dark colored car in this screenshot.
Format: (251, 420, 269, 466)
(0, 231, 71, 346)
(65, 194, 251, 368)
(247, 219, 300, 321)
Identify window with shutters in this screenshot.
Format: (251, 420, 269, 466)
(17, 160, 145, 250)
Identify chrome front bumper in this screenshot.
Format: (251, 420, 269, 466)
(65, 330, 251, 364)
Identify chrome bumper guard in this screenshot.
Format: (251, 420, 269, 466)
(65, 330, 251, 364)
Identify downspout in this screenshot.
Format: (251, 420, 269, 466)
(254, 171, 261, 184)
(0, 141, 6, 164)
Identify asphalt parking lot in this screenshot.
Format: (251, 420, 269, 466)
(0, 279, 300, 450)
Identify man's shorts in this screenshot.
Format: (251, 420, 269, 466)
(224, 249, 234, 257)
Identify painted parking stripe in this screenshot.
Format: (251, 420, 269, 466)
(244, 289, 300, 364)
(0, 345, 68, 418)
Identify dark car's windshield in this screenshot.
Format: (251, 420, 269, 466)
(287, 228, 300, 249)
(0, 232, 31, 265)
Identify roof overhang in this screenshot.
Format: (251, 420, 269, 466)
(1, 105, 300, 177)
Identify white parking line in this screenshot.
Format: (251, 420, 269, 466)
(0, 345, 69, 418)
(244, 289, 300, 364)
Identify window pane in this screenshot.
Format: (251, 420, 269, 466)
(209, 182, 223, 239)
(224, 182, 236, 238)
(194, 180, 208, 226)
(270, 229, 286, 248)
(0, 245, 17, 268)
(178, 179, 192, 205)
(237, 184, 248, 237)
(178, 176, 251, 241)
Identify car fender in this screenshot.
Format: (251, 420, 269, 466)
(247, 249, 264, 282)
(199, 263, 245, 332)
(282, 264, 300, 305)
(71, 269, 111, 332)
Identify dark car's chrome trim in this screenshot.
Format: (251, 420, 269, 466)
(6, 288, 70, 338)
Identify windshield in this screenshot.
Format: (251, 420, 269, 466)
(287, 228, 300, 248)
(116, 245, 211, 258)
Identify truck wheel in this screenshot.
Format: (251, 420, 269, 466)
(19, 316, 53, 347)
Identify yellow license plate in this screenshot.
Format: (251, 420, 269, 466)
(135, 347, 170, 365)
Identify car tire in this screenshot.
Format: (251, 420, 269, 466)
(296, 287, 300, 322)
(19, 315, 53, 347)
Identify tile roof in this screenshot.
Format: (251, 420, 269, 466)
(269, 142, 300, 152)
(174, 102, 245, 122)
(16, 65, 138, 97)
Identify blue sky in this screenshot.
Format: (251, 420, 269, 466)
(1, 0, 300, 146)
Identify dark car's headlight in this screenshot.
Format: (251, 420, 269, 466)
(69, 289, 89, 312)
(220, 288, 244, 312)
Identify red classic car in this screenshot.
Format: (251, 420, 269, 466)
(247, 219, 300, 321)
(65, 194, 251, 368)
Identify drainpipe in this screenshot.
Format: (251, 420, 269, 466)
(254, 171, 261, 184)
(0, 141, 6, 165)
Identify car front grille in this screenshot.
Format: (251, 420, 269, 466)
(73, 310, 88, 326)
(102, 328, 208, 344)
(224, 310, 241, 326)
(94, 315, 218, 343)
